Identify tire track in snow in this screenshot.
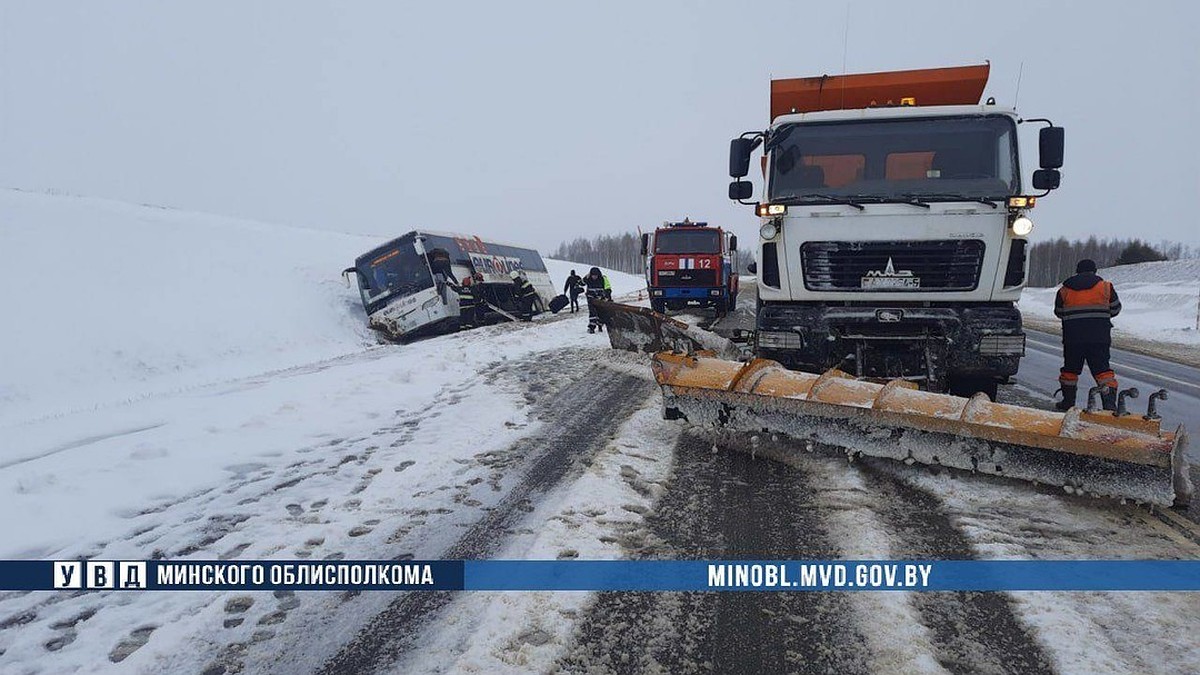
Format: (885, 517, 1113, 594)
(560, 433, 871, 674)
(855, 460, 1055, 675)
(314, 367, 654, 675)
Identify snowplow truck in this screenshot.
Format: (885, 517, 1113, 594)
(640, 220, 739, 315)
(728, 63, 1065, 400)
(591, 63, 1192, 507)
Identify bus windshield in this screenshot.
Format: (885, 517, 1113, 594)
(767, 115, 1018, 204)
(655, 229, 721, 254)
(362, 243, 433, 304)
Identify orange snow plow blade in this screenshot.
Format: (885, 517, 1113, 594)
(592, 298, 742, 360)
(652, 352, 1192, 507)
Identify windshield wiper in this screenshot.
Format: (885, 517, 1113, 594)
(912, 193, 1000, 209)
(775, 193, 866, 211)
(895, 194, 931, 209)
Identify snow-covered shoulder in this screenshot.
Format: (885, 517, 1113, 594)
(0, 189, 382, 428)
(1020, 259, 1200, 348)
(544, 258, 644, 298)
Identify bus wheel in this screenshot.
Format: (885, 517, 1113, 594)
(651, 299, 666, 314)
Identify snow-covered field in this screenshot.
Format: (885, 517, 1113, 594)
(0, 188, 377, 429)
(0, 188, 643, 557)
(1021, 259, 1200, 347)
(0, 187, 642, 431)
(0, 189, 650, 672)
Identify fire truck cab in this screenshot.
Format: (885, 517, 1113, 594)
(640, 219, 739, 315)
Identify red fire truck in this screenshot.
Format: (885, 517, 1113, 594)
(640, 219, 739, 315)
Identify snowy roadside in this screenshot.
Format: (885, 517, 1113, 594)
(1019, 259, 1200, 368)
(0, 188, 647, 432)
(0, 312, 638, 674)
(0, 189, 380, 429)
(894, 466, 1200, 675)
(394, 397, 681, 674)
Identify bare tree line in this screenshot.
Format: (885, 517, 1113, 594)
(552, 233, 1196, 286)
(549, 233, 755, 276)
(1027, 237, 1196, 287)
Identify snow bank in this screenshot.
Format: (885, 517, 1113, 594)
(0, 188, 640, 429)
(0, 188, 380, 428)
(544, 258, 645, 298)
(1092, 258, 1200, 285)
(1020, 259, 1200, 347)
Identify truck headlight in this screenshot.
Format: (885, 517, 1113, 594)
(1010, 216, 1034, 236)
(760, 221, 779, 240)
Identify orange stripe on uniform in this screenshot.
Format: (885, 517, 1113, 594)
(1060, 281, 1112, 310)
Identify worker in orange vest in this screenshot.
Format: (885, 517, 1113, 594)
(1053, 259, 1122, 411)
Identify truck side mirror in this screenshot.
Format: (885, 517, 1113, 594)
(729, 138, 755, 178)
(747, 261, 757, 274)
(729, 180, 753, 201)
(1039, 127, 1064, 169)
(640, 233, 649, 257)
(729, 235, 738, 252)
(1032, 169, 1061, 191)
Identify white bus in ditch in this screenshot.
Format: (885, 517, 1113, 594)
(344, 230, 556, 341)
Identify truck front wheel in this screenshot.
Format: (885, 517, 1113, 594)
(947, 376, 998, 402)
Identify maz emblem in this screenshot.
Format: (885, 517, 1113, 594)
(861, 257, 921, 289)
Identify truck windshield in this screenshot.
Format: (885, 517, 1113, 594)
(363, 245, 433, 303)
(655, 229, 721, 254)
(767, 115, 1018, 204)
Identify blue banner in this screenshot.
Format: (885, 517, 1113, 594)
(3, 560, 1198, 592)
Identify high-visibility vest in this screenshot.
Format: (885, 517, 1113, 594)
(1054, 275, 1121, 344)
(515, 278, 537, 298)
(1055, 280, 1120, 322)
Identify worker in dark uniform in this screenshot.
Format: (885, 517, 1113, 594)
(426, 248, 457, 305)
(1053, 259, 1122, 411)
(427, 248, 454, 282)
(510, 270, 539, 321)
(564, 269, 584, 313)
(457, 274, 482, 328)
(583, 267, 608, 333)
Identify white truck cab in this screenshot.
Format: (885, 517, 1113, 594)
(729, 65, 1063, 398)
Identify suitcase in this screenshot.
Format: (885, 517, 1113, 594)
(548, 294, 570, 313)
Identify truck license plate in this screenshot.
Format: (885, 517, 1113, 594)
(860, 276, 921, 289)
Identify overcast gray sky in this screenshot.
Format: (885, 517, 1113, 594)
(2, 1, 1197, 251)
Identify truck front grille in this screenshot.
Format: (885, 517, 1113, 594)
(656, 269, 718, 287)
(800, 240, 985, 292)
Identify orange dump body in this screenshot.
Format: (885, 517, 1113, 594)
(770, 64, 990, 120)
